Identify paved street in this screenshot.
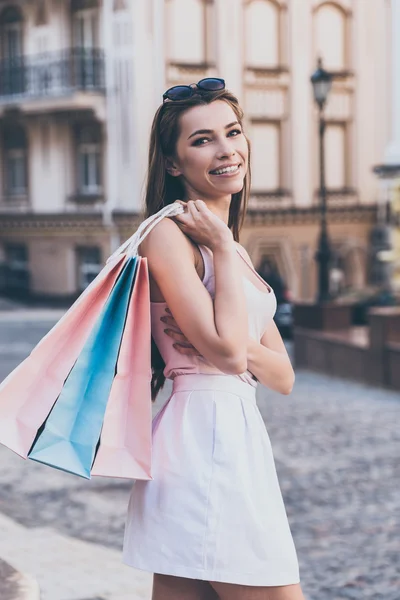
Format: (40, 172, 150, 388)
(0, 311, 399, 600)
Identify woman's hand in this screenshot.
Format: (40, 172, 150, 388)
(171, 199, 233, 251)
(161, 307, 203, 356)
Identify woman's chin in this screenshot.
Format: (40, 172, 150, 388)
(211, 178, 245, 195)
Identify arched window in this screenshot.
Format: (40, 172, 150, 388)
(3, 124, 28, 196)
(75, 123, 102, 195)
(166, 0, 215, 65)
(245, 0, 280, 68)
(314, 2, 347, 71)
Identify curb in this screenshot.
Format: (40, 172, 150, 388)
(0, 559, 40, 600)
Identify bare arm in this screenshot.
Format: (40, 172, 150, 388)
(246, 322, 295, 395)
(140, 210, 248, 374)
(237, 245, 294, 393)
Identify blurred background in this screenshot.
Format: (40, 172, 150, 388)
(0, 1, 399, 600)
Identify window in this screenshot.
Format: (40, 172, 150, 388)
(0, 6, 23, 57)
(245, 0, 280, 68)
(4, 243, 29, 293)
(72, 8, 99, 48)
(76, 246, 102, 291)
(72, 8, 100, 88)
(325, 123, 346, 189)
(166, 0, 215, 65)
(3, 125, 28, 196)
(250, 122, 280, 191)
(0, 6, 25, 96)
(75, 124, 102, 195)
(314, 3, 347, 71)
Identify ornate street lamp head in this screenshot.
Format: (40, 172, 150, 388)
(311, 57, 333, 110)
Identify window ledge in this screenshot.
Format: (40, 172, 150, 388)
(313, 187, 358, 197)
(0, 195, 31, 211)
(330, 70, 355, 80)
(245, 65, 289, 75)
(1, 194, 29, 202)
(67, 192, 104, 204)
(167, 61, 216, 70)
(251, 189, 291, 198)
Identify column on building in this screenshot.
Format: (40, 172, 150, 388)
(370, 0, 400, 290)
(104, 0, 142, 217)
(215, 0, 242, 98)
(290, 0, 313, 207)
(384, 0, 400, 165)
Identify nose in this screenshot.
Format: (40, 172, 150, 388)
(216, 137, 236, 159)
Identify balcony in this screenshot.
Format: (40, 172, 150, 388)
(248, 189, 293, 211)
(312, 188, 359, 207)
(0, 48, 105, 119)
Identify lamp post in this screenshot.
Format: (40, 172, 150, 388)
(311, 57, 333, 303)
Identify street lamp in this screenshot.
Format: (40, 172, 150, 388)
(311, 57, 333, 302)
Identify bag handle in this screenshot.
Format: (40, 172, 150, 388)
(106, 202, 185, 264)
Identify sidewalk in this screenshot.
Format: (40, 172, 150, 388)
(0, 557, 40, 600)
(0, 513, 152, 600)
(0, 309, 66, 322)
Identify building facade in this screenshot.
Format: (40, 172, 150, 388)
(373, 0, 400, 292)
(0, 0, 393, 302)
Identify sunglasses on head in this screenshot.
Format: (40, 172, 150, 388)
(163, 77, 225, 102)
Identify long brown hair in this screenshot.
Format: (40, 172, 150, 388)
(144, 88, 251, 401)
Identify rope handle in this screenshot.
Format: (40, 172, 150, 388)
(106, 202, 185, 264)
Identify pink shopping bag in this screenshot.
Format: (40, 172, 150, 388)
(91, 257, 153, 480)
(0, 254, 127, 459)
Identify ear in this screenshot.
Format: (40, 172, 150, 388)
(165, 157, 182, 177)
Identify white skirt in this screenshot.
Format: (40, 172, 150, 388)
(122, 374, 300, 586)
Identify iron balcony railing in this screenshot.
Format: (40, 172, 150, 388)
(0, 48, 105, 101)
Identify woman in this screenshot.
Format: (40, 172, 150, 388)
(123, 79, 304, 600)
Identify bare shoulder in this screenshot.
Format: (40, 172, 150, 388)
(139, 216, 194, 261)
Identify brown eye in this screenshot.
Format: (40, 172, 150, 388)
(192, 137, 210, 146)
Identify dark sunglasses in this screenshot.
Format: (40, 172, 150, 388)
(163, 77, 225, 102)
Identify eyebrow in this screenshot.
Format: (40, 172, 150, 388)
(187, 121, 240, 140)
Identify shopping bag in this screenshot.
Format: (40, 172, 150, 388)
(0, 254, 127, 459)
(89, 203, 185, 479)
(91, 257, 152, 480)
(28, 257, 138, 479)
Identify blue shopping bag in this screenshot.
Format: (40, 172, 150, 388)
(28, 256, 138, 479)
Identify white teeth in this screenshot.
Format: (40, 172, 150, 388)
(211, 165, 239, 175)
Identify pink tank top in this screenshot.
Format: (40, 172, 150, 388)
(150, 244, 277, 387)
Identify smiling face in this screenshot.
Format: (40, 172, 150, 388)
(167, 100, 249, 202)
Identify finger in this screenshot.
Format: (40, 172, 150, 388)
(172, 340, 200, 350)
(187, 200, 200, 210)
(194, 199, 207, 212)
(174, 200, 186, 208)
(164, 329, 187, 341)
(172, 205, 194, 227)
(171, 212, 190, 225)
(172, 343, 202, 356)
(160, 315, 178, 327)
(187, 200, 201, 219)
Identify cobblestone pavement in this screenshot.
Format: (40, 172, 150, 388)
(0, 313, 399, 599)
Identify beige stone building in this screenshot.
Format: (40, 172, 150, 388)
(0, 0, 394, 302)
